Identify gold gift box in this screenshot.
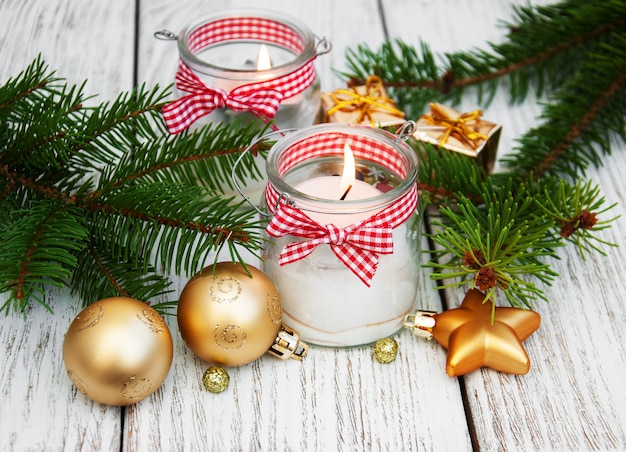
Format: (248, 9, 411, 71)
(413, 103, 501, 173)
(321, 75, 406, 127)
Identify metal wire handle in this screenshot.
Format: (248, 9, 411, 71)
(395, 120, 417, 142)
(231, 129, 296, 217)
(153, 29, 178, 41)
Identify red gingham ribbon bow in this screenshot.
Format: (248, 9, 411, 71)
(162, 64, 284, 134)
(266, 184, 418, 286)
(160, 16, 319, 134)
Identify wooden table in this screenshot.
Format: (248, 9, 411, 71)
(1, 0, 625, 450)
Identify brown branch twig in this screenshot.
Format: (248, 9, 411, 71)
(87, 244, 132, 299)
(0, 163, 252, 244)
(0, 80, 49, 110)
(350, 20, 623, 94)
(531, 67, 626, 180)
(94, 141, 270, 196)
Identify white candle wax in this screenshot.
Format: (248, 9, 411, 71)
(294, 176, 383, 227)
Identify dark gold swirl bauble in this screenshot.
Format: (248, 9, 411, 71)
(177, 262, 283, 366)
(62, 297, 174, 406)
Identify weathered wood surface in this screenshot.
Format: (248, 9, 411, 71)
(1, 0, 625, 451)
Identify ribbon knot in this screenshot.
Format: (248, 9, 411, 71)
(326, 75, 404, 126)
(422, 103, 489, 150)
(326, 224, 346, 245)
(213, 92, 227, 109)
(161, 64, 284, 134)
(266, 203, 400, 287)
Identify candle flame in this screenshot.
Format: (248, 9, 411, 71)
(256, 44, 272, 71)
(339, 144, 356, 199)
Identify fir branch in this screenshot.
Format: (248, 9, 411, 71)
(501, 32, 626, 180)
(341, 0, 624, 308)
(0, 202, 89, 313)
(0, 56, 62, 112)
(71, 243, 174, 309)
(0, 58, 266, 313)
(532, 178, 620, 259)
(97, 119, 272, 196)
(426, 181, 562, 309)
(344, 0, 626, 113)
(414, 142, 486, 206)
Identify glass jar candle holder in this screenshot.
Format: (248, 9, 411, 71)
(159, 9, 330, 133)
(262, 123, 421, 347)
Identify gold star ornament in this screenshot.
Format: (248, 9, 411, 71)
(404, 289, 541, 377)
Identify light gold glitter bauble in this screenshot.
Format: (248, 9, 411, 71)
(177, 262, 283, 366)
(202, 366, 230, 393)
(63, 297, 174, 406)
(373, 337, 398, 363)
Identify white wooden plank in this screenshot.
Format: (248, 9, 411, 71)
(384, 0, 626, 449)
(0, 0, 136, 103)
(0, 0, 135, 450)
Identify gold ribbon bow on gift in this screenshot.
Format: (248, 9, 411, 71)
(423, 103, 489, 150)
(326, 75, 404, 125)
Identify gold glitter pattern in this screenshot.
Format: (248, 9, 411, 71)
(209, 276, 242, 303)
(266, 294, 282, 325)
(202, 366, 230, 393)
(373, 337, 398, 363)
(120, 375, 153, 401)
(213, 324, 247, 350)
(138, 307, 166, 334)
(76, 304, 104, 331)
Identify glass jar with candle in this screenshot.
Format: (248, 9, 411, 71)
(262, 123, 421, 347)
(163, 9, 330, 131)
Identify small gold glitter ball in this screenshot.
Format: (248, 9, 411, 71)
(373, 337, 398, 363)
(202, 366, 230, 393)
(63, 297, 174, 406)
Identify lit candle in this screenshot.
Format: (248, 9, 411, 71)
(171, 11, 325, 130)
(262, 125, 421, 347)
(169, 11, 328, 204)
(255, 44, 272, 71)
(294, 145, 383, 227)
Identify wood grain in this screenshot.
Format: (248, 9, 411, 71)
(1, 0, 625, 450)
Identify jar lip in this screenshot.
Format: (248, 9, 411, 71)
(266, 124, 419, 212)
(177, 9, 317, 80)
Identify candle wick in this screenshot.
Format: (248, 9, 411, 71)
(340, 184, 353, 200)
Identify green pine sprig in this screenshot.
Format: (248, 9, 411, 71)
(342, 0, 624, 307)
(0, 57, 268, 314)
(532, 178, 621, 259)
(426, 180, 562, 310)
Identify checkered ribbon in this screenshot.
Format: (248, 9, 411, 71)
(266, 184, 417, 286)
(264, 130, 417, 286)
(162, 17, 318, 134)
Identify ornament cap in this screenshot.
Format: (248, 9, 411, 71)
(404, 311, 437, 339)
(267, 324, 309, 361)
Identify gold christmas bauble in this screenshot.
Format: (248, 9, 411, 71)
(63, 297, 174, 406)
(177, 262, 282, 366)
